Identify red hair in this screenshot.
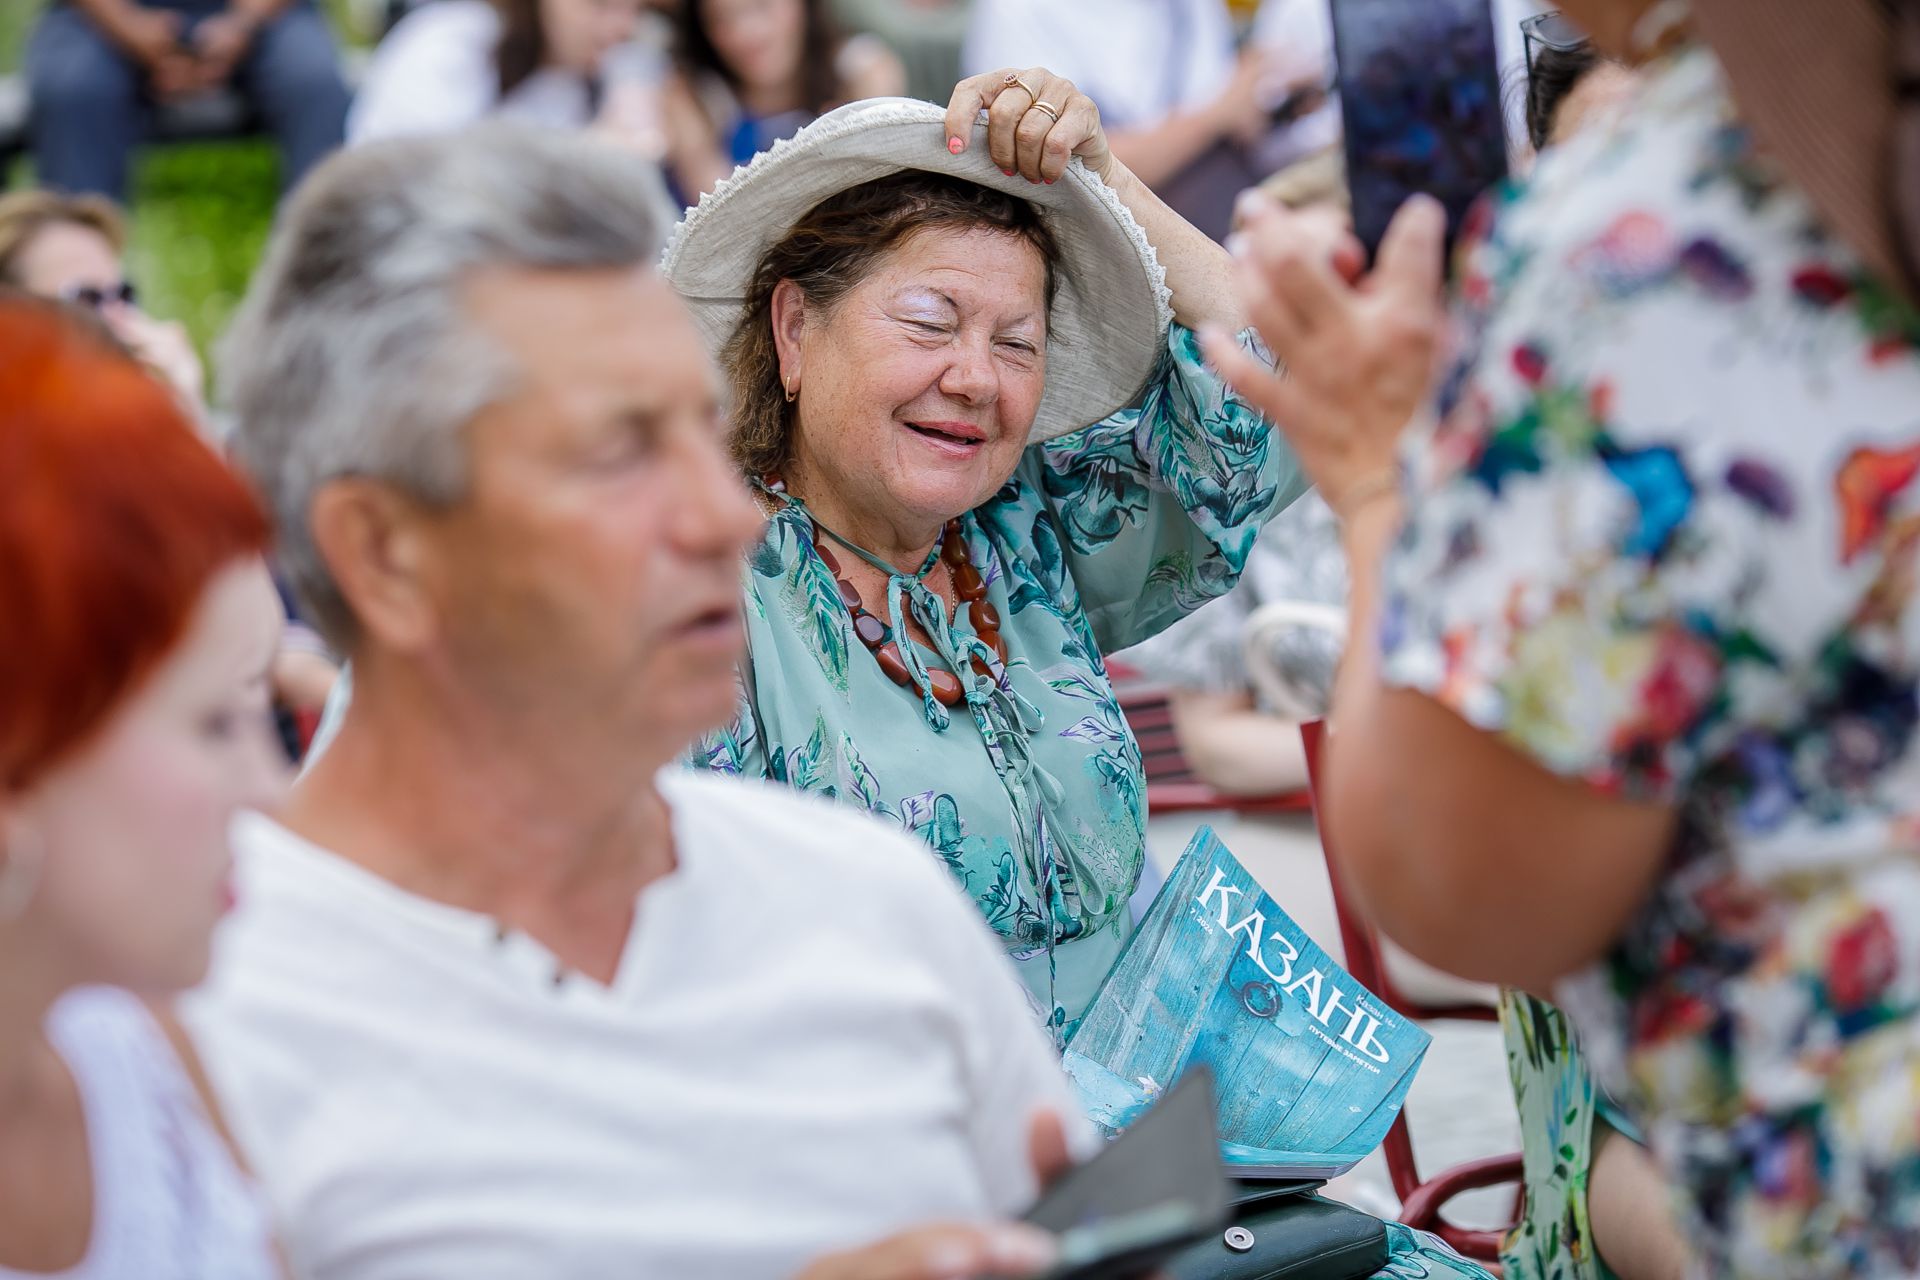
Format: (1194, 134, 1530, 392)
(0, 298, 269, 791)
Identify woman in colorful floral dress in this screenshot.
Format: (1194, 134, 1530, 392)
(1210, 0, 1920, 1275)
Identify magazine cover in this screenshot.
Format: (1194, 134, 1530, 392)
(1063, 826, 1430, 1179)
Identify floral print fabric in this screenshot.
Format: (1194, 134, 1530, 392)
(1379, 43, 1920, 1278)
(1499, 991, 1623, 1280)
(1120, 492, 1347, 710)
(691, 326, 1308, 1031)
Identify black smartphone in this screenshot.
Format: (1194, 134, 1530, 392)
(1022, 1069, 1233, 1280)
(1330, 0, 1510, 260)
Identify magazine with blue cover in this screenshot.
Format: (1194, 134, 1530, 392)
(1063, 826, 1430, 1180)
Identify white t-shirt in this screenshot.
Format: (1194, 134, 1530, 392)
(347, 0, 666, 145)
(186, 770, 1084, 1280)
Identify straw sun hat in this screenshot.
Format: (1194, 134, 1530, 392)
(1688, 0, 1918, 298)
(661, 97, 1175, 444)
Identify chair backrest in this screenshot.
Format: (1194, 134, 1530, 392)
(1241, 599, 1345, 721)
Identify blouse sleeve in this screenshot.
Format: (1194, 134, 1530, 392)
(1025, 325, 1310, 655)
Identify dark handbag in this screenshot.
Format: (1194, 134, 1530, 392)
(1167, 1181, 1387, 1280)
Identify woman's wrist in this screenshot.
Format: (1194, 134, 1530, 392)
(1327, 467, 1400, 524)
(1336, 487, 1401, 571)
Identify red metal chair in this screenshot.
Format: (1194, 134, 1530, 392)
(1299, 719, 1524, 1265)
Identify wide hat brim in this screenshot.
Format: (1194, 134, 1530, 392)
(660, 97, 1173, 443)
(1691, 0, 1912, 299)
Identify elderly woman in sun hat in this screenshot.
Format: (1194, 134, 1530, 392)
(669, 66, 1315, 1035)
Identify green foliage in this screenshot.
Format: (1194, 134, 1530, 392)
(0, 1, 33, 73)
(126, 140, 280, 360)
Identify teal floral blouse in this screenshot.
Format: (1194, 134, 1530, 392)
(691, 326, 1307, 1032)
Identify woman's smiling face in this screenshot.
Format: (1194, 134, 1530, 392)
(777, 225, 1049, 540)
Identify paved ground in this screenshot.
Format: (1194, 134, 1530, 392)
(1142, 811, 1522, 1231)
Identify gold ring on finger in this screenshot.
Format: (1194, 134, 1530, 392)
(1032, 100, 1060, 122)
(1004, 73, 1040, 103)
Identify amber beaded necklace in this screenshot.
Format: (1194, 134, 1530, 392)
(761, 478, 1008, 705)
(816, 518, 1011, 705)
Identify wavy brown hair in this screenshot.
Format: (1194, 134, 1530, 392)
(721, 172, 1062, 480)
(674, 0, 841, 116)
(492, 0, 550, 100)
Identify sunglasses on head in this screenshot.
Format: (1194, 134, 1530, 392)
(1520, 10, 1591, 74)
(60, 280, 138, 311)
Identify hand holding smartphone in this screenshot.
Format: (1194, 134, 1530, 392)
(1022, 1069, 1233, 1280)
(1330, 0, 1510, 261)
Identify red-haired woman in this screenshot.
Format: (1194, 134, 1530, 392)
(0, 299, 285, 1277)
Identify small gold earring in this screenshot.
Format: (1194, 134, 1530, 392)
(784, 375, 799, 404)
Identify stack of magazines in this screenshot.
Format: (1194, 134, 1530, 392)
(1064, 827, 1430, 1179)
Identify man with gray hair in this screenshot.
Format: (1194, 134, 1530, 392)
(186, 124, 1078, 1280)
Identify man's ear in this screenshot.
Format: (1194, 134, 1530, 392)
(769, 279, 808, 389)
(307, 479, 441, 655)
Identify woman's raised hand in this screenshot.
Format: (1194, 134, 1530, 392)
(944, 68, 1114, 186)
(1201, 192, 1448, 519)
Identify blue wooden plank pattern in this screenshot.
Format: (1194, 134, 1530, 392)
(1064, 827, 1431, 1178)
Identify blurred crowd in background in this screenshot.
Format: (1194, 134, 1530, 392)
(0, 0, 1558, 356)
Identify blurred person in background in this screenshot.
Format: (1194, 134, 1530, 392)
(1119, 160, 1351, 801)
(189, 123, 1093, 1280)
(959, 0, 1334, 241)
(0, 189, 204, 420)
(1519, 15, 1637, 152)
(662, 0, 904, 200)
(0, 189, 341, 746)
(348, 0, 673, 153)
(1209, 0, 1920, 1274)
(1119, 485, 1343, 795)
(24, 0, 351, 202)
(960, 0, 1551, 242)
(0, 298, 284, 1279)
